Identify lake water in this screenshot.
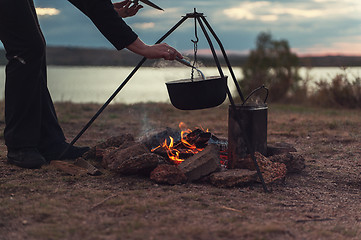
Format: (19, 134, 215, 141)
(0, 66, 360, 104)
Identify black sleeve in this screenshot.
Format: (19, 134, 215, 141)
(68, 0, 138, 50)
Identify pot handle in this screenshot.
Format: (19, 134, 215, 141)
(242, 85, 269, 106)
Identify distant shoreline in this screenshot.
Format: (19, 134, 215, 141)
(1, 46, 361, 67)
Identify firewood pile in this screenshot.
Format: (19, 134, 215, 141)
(76, 130, 305, 188)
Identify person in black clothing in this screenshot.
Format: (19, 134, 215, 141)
(0, 0, 182, 169)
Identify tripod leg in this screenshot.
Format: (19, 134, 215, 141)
(200, 16, 245, 102)
(197, 16, 269, 192)
(59, 16, 189, 159)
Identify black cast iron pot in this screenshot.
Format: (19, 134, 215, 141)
(166, 76, 228, 110)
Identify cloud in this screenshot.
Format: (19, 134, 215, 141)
(137, 7, 185, 20)
(223, 0, 361, 22)
(131, 22, 155, 30)
(223, 1, 275, 21)
(36, 7, 60, 16)
(127, 7, 192, 33)
(20, 1, 360, 55)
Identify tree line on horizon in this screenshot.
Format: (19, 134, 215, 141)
(240, 32, 361, 108)
(1, 45, 361, 67)
(1, 31, 360, 108)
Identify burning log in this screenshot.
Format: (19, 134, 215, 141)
(150, 125, 213, 165)
(139, 128, 180, 149)
(209, 169, 257, 188)
(150, 164, 187, 185)
(178, 145, 221, 182)
(182, 128, 211, 148)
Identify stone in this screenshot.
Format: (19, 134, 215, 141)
(83, 134, 135, 160)
(102, 142, 162, 175)
(233, 152, 287, 184)
(268, 152, 305, 173)
(102, 142, 148, 169)
(150, 164, 187, 185)
(209, 169, 257, 187)
(97, 134, 135, 149)
(97, 140, 135, 162)
(178, 145, 221, 182)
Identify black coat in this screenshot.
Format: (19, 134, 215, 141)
(68, 0, 138, 50)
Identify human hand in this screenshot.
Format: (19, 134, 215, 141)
(145, 43, 183, 60)
(127, 38, 183, 60)
(113, 0, 143, 18)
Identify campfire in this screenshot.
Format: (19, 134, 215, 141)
(150, 122, 227, 166)
(69, 120, 305, 188)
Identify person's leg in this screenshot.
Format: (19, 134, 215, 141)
(38, 46, 67, 149)
(23, 1, 90, 160)
(0, 0, 47, 149)
(0, 0, 87, 167)
(0, 0, 48, 168)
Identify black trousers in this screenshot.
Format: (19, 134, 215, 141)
(0, 0, 65, 149)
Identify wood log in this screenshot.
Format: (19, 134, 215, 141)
(178, 145, 221, 182)
(109, 153, 162, 175)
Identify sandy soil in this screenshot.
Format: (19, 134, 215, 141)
(0, 102, 360, 240)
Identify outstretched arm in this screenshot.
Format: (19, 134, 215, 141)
(68, 0, 182, 60)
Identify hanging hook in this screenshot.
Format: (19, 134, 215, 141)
(190, 12, 199, 80)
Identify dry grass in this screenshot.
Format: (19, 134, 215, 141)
(0, 101, 360, 240)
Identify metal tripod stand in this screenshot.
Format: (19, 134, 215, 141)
(63, 9, 269, 192)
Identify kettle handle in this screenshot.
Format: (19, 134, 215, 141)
(242, 85, 269, 106)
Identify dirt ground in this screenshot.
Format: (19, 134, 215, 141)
(0, 102, 360, 240)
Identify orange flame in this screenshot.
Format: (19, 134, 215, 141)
(151, 122, 208, 165)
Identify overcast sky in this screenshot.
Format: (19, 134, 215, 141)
(3, 0, 361, 56)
